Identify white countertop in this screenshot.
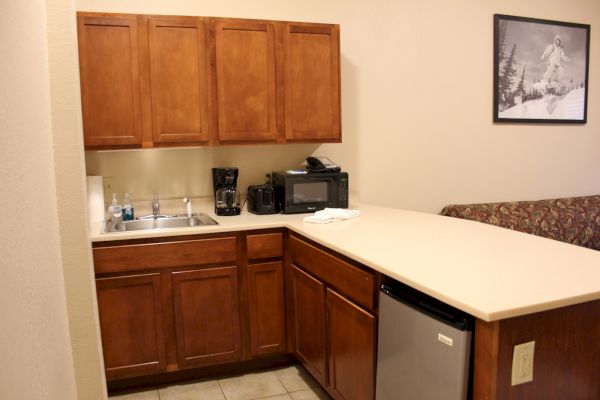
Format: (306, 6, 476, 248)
(90, 203, 600, 322)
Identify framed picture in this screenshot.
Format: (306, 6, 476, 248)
(493, 14, 590, 123)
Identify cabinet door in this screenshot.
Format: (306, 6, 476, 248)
(215, 20, 278, 142)
(247, 262, 286, 356)
(171, 266, 241, 368)
(327, 288, 376, 400)
(290, 264, 328, 386)
(77, 15, 143, 147)
(148, 17, 211, 144)
(96, 273, 166, 379)
(284, 23, 340, 141)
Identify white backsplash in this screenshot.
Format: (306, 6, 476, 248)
(85, 144, 321, 206)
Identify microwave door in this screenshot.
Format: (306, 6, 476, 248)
(290, 179, 333, 211)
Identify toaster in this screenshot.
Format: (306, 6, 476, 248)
(247, 184, 279, 215)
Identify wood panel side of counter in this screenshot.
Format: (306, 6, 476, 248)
(473, 299, 600, 400)
(473, 319, 499, 400)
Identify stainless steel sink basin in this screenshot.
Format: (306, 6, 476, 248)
(105, 214, 218, 233)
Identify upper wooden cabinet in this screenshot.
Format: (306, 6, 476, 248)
(284, 24, 341, 141)
(77, 15, 143, 147)
(214, 19, 279, 143)
(76, 12, 341, 149)
(148, 17, 211, 144)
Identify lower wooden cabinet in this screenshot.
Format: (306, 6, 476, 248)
(93, 230, 287, 381)
(290, 264, 328, 386)
(288, 235, 377, 400)
(171, 266, 241, 368)
(290, 265, 327, 385)
(93, 230, 376, 395)
(327, 288, 376, 400)
(247, 261, 286, 356)
(96, 273, 166, 380)
(290, 266, 376, 400)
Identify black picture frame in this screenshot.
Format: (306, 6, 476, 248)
(493, 14, 590, 123)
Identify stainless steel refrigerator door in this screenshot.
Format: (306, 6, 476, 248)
(376, 291, 471, 400)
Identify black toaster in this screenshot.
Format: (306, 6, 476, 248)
(247, 184, 279, 215)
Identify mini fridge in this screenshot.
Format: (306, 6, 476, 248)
(376, 277, 474, 400)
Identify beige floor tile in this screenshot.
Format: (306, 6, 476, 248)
(273, 365, 318, 392)
(219, 370, 287, 400)
(255, 395, 292, 400)
(159, 379, 225, 400)
(289, 387, 331, 400)
(109, 389, 160, 400)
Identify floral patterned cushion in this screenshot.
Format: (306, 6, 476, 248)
(440, 195, 600, 251)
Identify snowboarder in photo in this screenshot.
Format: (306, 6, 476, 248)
(540, 35, 571, 88)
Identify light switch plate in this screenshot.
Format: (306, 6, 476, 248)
(511, 341, 535, 385)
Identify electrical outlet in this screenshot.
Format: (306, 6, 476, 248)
(511, 341, 535, 385)
(103, 176, 115, 195)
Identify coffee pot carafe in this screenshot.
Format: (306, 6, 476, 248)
(212, 167, 241, 216)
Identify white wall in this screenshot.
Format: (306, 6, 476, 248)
(0, 1, 78, 399)
(80, 0, 600, 213)
(46, 0, 108, 398)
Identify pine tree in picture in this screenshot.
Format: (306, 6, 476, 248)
(514, 65, 526, 103)
(498, 43, 518, 111)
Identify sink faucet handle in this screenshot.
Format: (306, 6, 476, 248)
(152, 194, 160, 216)
(183, 197, 193, 217)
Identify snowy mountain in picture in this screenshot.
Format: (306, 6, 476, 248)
(499, 88, 585, 120)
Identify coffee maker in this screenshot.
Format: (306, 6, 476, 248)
(212, 167, 241, 216)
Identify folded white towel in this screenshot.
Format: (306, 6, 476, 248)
(303, 208, 361, 224)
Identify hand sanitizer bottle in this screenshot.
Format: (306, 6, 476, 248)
(122, 193, 134, 221)
(108, 193, 122, 223)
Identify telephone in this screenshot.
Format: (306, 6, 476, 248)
(306, 156, 341, 172)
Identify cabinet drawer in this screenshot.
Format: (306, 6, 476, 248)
(94, 237, 238, 274)
(289, 235, 375, 310)
(247, 232, 283, 261)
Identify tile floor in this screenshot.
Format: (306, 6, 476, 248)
(109, 364, 332, 400)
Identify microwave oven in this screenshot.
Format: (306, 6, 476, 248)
(272, 171, 348, 214)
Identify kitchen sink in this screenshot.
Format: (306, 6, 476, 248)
(105, 214, 218, 233)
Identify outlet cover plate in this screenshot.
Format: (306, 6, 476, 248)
(511, 340, 535, 385)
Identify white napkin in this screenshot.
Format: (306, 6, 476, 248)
(303, 208, 361, 224)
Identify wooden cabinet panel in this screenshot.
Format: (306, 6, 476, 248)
(148, 17, 211, 144)
(215, 20, 278, 142)
(284, 24, 340, 141)
(247, 232, 283, 260)
(93, 236, 237, 274)
(77, 13, 341, 148)
(290, 264, 328, 386)
(96, 273, 166, 379)
(327, 289, 376, 400)
(171, 267, 241, 367)
(474, 300, 600, 400)
(77, 15, 143, 147)
(289, 235, 375, 310)
(247, 262, 286, 356)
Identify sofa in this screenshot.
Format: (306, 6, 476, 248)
(440, 195, 600, 251)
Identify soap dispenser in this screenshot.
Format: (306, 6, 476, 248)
(108, 193, 122, 223)
(123, 193, 134, 221)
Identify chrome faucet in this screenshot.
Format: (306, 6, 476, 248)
(152, 194, 160, 217)
(183, 197, 193, 217)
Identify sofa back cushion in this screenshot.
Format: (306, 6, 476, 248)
(440, 195, 600, 251)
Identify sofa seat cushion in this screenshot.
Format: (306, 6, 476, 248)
(440, 195, 600, 251)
